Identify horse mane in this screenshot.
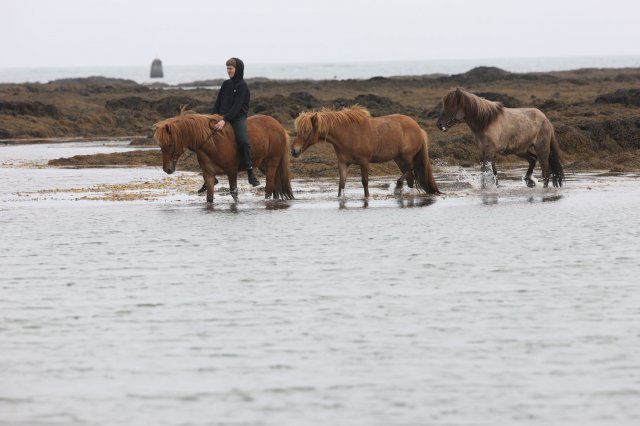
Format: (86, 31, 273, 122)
(443, 88, 504, 130)
(153, 108, 226, 149)
(295, 105, 371, 135)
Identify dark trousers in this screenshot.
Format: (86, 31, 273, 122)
(231, 117, 253, 170)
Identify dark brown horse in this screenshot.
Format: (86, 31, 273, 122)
(153, 111, 294, 202)
(291, 105, 439, 197)
(436, 87, 564, 187)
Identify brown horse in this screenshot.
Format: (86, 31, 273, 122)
(436, 87, 564, 188)
(153, 111, 294, 202)
(291, 105, 439, 197)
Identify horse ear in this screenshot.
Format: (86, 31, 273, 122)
(164, 124, 172, 135)
(311, 113, 318, 129)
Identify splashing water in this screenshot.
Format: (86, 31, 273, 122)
(479, 166, 498, 190)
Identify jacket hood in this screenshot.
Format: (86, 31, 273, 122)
(231, 58, 245, 81)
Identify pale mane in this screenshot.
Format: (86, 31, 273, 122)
(295, 105, 371, 135)
(153, 110, 226, 149)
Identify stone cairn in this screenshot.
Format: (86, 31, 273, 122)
(150, 59, 164, 78)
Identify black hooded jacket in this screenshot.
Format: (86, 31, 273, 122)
(212, 58, 250, 123)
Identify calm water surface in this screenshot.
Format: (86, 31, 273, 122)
(1, 143, 640, 425)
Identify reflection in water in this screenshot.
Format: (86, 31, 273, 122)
(527, 194, 564, 204)
(542, 194, 563, 203)
(203, 202, 239, 213)
(264, 200, 293, 211)
(339, 198, 369, 209)
(478, 192, 564, 206)
(482, 193, 499, 205)
(396, 196, 436, 208)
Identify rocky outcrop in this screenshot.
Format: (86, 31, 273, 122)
(0, 101, 61, 118)
(595, 89, 640, 107)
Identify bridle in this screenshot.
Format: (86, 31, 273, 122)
(440, 113, 459, 128)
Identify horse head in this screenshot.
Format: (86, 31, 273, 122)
(436, 88, 466, 132)
(153, 119, 185, 174)
(291, 113, 320, 158)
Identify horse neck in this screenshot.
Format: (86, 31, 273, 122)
(318, 124, 355, 151)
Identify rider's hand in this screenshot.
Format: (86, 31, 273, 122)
(214, 119, 226, 131)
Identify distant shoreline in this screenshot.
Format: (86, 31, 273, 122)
(2, 55, 640, 85)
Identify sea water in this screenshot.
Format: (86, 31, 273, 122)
(1, 55, 640, 84)
(1, 142, 640, 425)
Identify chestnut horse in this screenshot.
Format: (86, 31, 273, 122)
(153, 111, 294, 202)
(436, 88, 564, 187)
(291, 105, 439, 197)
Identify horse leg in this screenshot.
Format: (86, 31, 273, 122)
(264, 162, 278, 199)
(338, 162, 349, 197)
(492, 162, 499, 187)
(393, 159, 409, 194)
(523, 153, 537, 187)
(228, 172, 239, 201)
(406, 169, 415, 189)
(359, 163, 370, 198)
(538, 154, 551, 188)
(203, 172, 216, 203)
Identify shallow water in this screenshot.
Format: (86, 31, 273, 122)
(1, 143, 640, 425)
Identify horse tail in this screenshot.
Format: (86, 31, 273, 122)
(273, 132, 295, 199)
(414, 130, 441, 194)
(549, 131, 565, 187)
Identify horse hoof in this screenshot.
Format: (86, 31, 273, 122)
(525, 179, 536, 188)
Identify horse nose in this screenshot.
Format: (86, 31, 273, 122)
(291, 148, 299, 158)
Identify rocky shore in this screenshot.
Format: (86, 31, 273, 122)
(2, 67, 640, 175)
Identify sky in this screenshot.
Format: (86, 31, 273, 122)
(2, 0, 639, 68)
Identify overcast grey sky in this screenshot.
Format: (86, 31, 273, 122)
(3, 0, 639, 68)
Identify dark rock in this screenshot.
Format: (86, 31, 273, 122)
(331, 93, 413, 117)
(537, 99, 569, 111)
(251, 92, 322, 121)
(576, 118, 640, 150)
(0, 100, 61, 118)
(50, 76, 138, 86)
(289, 91, 319, 108)
(150, 96, 204, 116)
(105, 97, 150, 111)
(105, 96, 205, 116)
(595, 89, 640, 107)
(447, 66, 512, 83)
